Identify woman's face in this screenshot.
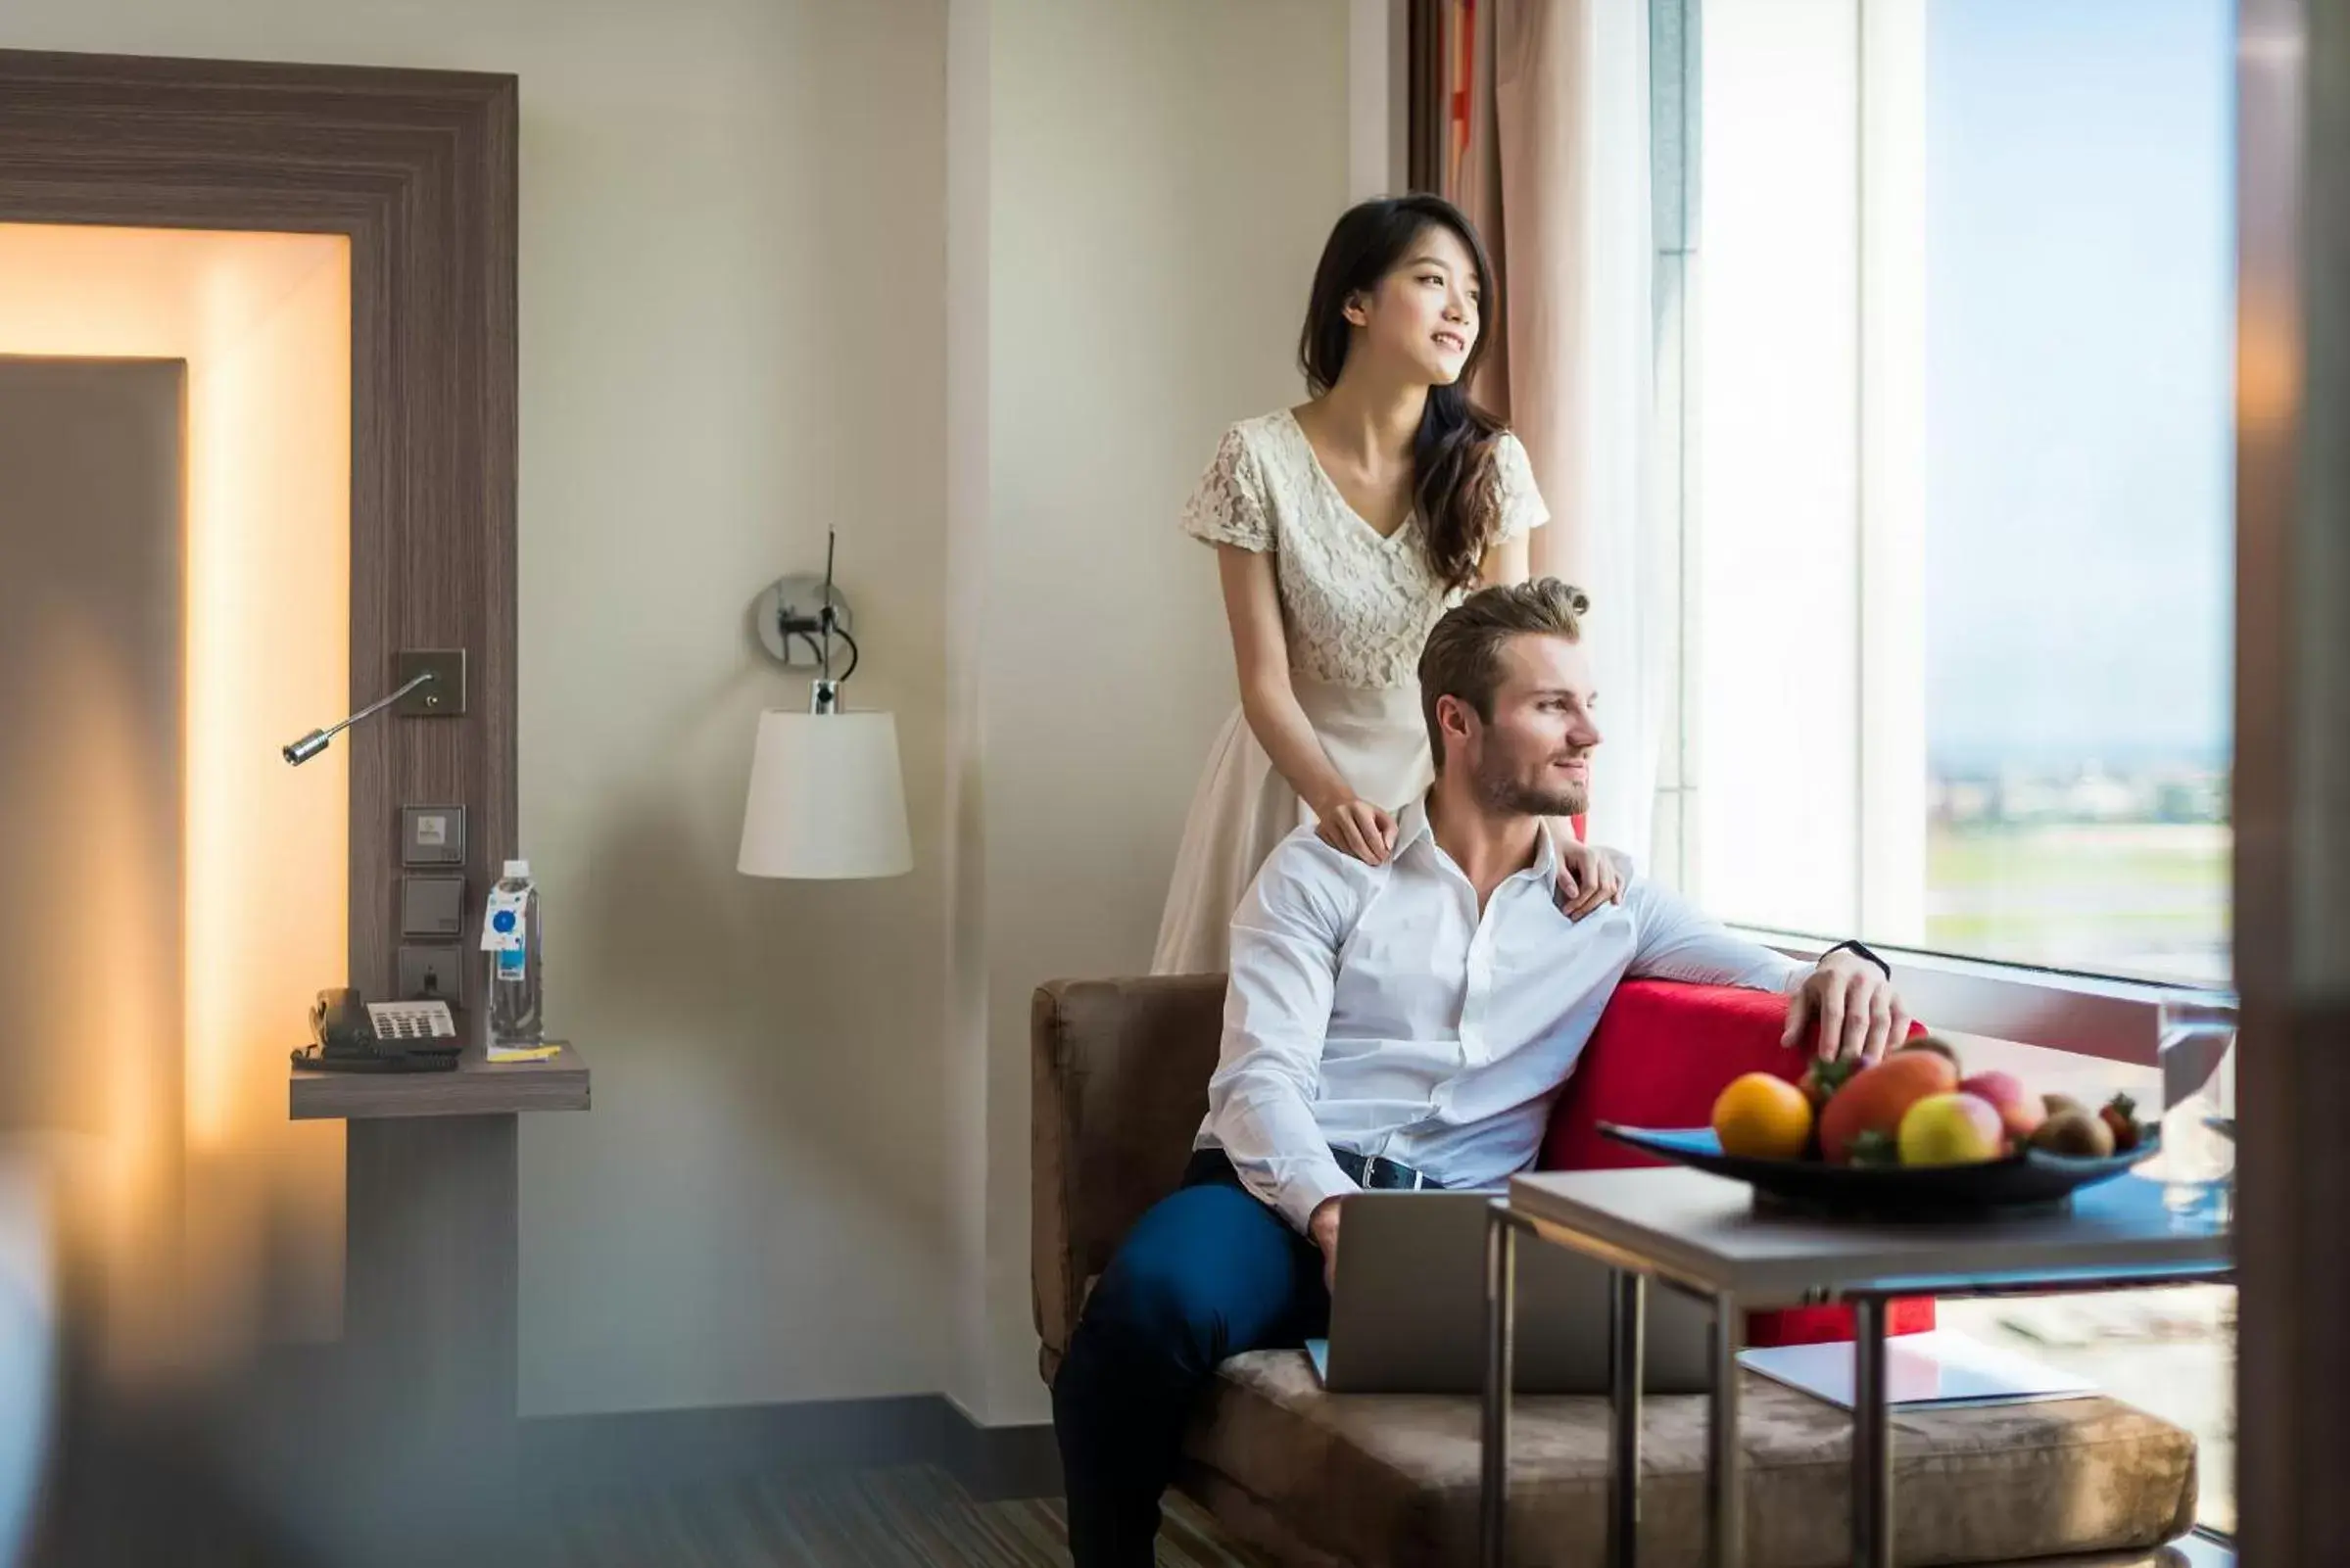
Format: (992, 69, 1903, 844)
(1348, 223, 1482, 387)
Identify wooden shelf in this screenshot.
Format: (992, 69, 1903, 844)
(289, 1039, 589, 1121)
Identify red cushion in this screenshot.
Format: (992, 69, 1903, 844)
(1539, 979, 1935, 1346)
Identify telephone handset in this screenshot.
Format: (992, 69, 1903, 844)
(293, 989, 461, 1073)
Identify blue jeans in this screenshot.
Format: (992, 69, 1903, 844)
(1051, 1149, 1329, 1567)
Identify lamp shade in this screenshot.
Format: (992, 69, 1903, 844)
(737, 709, 913, 879)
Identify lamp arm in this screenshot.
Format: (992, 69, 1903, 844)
(282, 671, 434, 764)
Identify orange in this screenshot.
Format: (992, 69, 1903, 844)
(1711, 1072, 1814, 1161)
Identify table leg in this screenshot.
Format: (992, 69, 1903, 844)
(344, 1114, 519, 1498)
(1608, 1269, 1646, 1568)
(1851, 1296, 1892, 1568)
(1707, 1292, 1743, 1568)
(1480, 1205, 1516, 1568)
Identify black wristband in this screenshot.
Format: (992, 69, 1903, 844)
(1822, 938, 1892, 979)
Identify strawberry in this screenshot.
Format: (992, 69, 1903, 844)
(1846, 1128, 1900, 1168)
(2099, 1092, 2140, 1153)
(1799, 1056, 1860, 1112)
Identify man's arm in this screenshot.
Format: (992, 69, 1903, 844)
(1622, 877, 1807, 991)
(1623, 879, 1912, 1061)
(1203, 839, 1362, 1236)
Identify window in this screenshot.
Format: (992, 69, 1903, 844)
(1919, 0, 2233, 984)
(1674, 0, 2240, 1538)
(1685, 0, 2235, 989)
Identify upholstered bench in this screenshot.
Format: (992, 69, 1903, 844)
(1032, 975, 2200, 1567)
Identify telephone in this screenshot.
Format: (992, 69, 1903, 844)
(292, 989, 461, 1073)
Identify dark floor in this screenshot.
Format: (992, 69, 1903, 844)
(548, 1466, 1265, 1568)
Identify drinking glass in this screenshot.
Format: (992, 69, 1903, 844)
(2157, 995, 2235, 1219)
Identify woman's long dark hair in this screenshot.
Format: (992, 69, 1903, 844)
(1298, 194, 1507, 592)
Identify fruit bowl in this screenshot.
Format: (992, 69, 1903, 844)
(1598, 1122, 2162, 1218)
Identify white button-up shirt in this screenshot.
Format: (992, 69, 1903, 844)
(1199, 802, 1806, 1232)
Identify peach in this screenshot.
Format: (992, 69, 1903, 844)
(1959, 1070, 2045, 1146)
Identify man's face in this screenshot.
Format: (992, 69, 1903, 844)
(1453, 634, 1603, 817)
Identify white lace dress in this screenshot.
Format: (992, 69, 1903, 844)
(1151, 407, 1549, 974)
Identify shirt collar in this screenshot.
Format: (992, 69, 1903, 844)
(1395, 793, 1562, 884)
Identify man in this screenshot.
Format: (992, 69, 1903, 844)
(1052, 579, 1908, 1566)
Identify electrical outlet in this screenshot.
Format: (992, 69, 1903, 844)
(396, 944, 465, 1008)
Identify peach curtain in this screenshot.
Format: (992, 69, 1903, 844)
(1412, 0, 1666, 871)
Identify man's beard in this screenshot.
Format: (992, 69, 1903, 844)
(1472, 754, 1589, 818)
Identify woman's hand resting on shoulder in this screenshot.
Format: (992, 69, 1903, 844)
(1550, 831, 1625, 922)
(1314, 792, 1399, 867)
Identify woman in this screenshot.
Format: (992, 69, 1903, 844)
(1153, 194, 1624, 976)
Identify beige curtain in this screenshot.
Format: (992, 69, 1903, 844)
(1414, 0, 1596, 584)
(1411, 0, 1666, 871)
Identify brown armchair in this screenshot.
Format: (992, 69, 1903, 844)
(1031, 974, 1223, 1384)
(1031, 976, 2201, 1567)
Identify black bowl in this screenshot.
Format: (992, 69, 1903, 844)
(1597, 1123, 2161, 1218)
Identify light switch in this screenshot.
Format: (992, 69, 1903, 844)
(396, 944, 465, 1007)
(400, 875, 466, 939)
(402, 804, 467, 868)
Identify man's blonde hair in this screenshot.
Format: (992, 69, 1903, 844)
(1417, 578, 1591, 772)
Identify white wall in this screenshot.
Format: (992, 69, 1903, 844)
(13, 0, 1353, 1424)
(968, 0, 1352, 1421)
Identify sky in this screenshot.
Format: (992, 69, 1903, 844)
(1924, 0, 2235, 773)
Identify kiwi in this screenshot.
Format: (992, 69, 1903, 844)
(2030, 1109, 2115, 1160)
(2040, 1093, 2090, 1122)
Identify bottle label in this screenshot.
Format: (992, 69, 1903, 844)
(482, 888, 530, 953)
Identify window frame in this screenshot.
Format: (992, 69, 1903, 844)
(1735, 924, 2234, 1067)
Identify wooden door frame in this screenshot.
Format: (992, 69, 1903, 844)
(0, 49, 518, 995)
(2234, 0, 2350, 1557)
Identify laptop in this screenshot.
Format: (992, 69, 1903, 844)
(1306, 1190, 1716, 1395)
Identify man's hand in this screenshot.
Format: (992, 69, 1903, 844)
(1308, 1196, 1343, 1293)
(1782, 949, 1910, 1064)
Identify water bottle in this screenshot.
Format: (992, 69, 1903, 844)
(483, 859, 544, 1048)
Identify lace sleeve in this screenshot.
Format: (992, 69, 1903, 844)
(1180, 425, 1274, 552)
(1492, 432, 1551, 543)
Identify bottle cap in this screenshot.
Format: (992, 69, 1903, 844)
(504, 859, 531, 879)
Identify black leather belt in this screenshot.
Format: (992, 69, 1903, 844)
(1332, 1148, 1442, 1191)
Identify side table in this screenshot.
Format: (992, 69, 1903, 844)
(289, 1041, 589, 1500)
(1481, 1166, 2230, 1568)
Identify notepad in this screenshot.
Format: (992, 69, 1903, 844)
(1738, 1330, 2097, 1410)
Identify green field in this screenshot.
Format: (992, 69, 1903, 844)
(1926, 822, 2230, 983)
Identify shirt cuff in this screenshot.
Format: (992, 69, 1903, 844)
(1270, 1158, 1360, 1236)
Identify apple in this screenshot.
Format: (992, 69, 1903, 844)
(1896, 1092, 2005, 1166)
(1959, 1070, 2045, 1146)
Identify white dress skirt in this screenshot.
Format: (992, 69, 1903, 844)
(1150, 409, 1549, 976)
